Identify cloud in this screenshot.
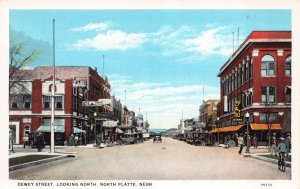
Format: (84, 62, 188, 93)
(71, 21, 112, 32)
(182, 26, 235, 57)
(69, 30, 147, 51)
(108, 74, 220, 129)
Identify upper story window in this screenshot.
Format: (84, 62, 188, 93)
(261, 55, 275, 76)
(261, 86, 276, 104)
(49, 84, 57, 93)
(10, 95, 32, 109)
(285, 55, 291, 76)
(249, 58, 253, 79)
(42, 95, 64, 109)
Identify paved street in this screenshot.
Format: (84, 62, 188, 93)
(9, 137, 291, 180)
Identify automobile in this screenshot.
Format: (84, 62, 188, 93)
(153, 135, 162, 143)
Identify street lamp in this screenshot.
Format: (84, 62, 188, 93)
(244, 112, 250, 156)
(217, 117, 220, 143)
(94, 112, 97, 145)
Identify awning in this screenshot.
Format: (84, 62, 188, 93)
(210, 125, 244, 133)
(250, 123, 282, 131)
(116, 128, 124, 134)
(36, 125, 65, 133)
(73, 127, 86, 133)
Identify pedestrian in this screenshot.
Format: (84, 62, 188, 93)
(74, 134, 79, 147)
(270, 133, 277, 156)
(253, 134, 258, 149)
(277, 137, 287, 159)
(23, 133, 29, 149)
(238, 133, 244, 154)
(36, 132, 43, 152)
(234, 133, 238, 147)
(284, 133, 291, 154)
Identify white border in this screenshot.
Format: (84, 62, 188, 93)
(1, 0, 299, 189)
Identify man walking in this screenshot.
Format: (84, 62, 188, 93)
(238, 133, 244, 154)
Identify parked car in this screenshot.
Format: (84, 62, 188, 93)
(153, 135, 162, 143)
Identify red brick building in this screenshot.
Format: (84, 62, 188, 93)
(213, 31, 291, 142)
(9, 66, 112, 145)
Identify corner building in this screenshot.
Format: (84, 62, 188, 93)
(9, 66, 112, 145)
(214, 31, 291, 143)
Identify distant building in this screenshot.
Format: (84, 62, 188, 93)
(199, 99, 220, 131)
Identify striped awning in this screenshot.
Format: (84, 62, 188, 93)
(36, 125, 65, 133)
(250, 123, 282, 131)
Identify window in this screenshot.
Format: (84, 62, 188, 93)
(24, 95, 31, 108)
(259, 113, 279, 123)
(43, 95, 64, 109)
(24, 125, 31, 135)
(73, 87, 77, 96)
(49, 84, 57, 92)
(41, 118, 65, 126)
(244, 63, 248, 81)
(285, 55, 291, 76)
(10, 95, 32, 109)
(261, 55, 275, 76)
(285, 86, 291, 103)
(55, 96, 63, 109)
(249, 58, 253, 78)
(261, 86, 276, 103)
(43, 95, 51, 109)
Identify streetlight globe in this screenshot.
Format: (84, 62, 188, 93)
(245, 112, 250, 118)
(94, 112, 97, 117)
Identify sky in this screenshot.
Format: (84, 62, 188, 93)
(9, 10, 291, 129)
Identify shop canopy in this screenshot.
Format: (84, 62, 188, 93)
(73, 127, 86, 133)
(250, 123, 282, 131)
(116, 128, 124, 134)
(36, 125, 65, 133)
(210, 125, 244, 133)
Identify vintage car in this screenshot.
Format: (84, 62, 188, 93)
(120, 133, 143, 145)
(153, 135, 162, 143)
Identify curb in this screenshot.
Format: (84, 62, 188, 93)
(9, 154, 75, 171)
(249, 154, 291, 168)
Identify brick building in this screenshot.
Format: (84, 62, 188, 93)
(213, 31, 291, 143)
(9, 66, 115, 145)
(199, 99, 220, 131)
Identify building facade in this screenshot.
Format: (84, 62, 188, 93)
(9, 66, 117, 145)
(214, 31, 291, 142)
(199, 99, 220, 131)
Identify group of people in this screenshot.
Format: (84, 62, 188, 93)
(237, 132, 291, 156)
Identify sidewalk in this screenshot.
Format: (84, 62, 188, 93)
(9, 146, 78, 171)
(219, 145, 292, 167)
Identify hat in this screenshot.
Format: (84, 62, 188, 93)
(279, 137, 285, 140)
(273, 133, 276, 135)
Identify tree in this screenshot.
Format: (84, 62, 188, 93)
(9, 37, 41, 94)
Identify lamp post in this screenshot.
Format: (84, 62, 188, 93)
(217, 117, 220, 143)
(94, 112, 97, 145)
(244, 112, 250, 156)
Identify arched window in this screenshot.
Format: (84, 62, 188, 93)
(49, 84, 57, 92)
(285, 55, 291, 76)
(261, 55, 275, 76)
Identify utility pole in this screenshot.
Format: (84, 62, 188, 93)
(50, 19, 56, 153)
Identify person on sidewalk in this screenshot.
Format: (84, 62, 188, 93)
(277, 137, 287, 160)
(74, 134, 79, 147)
(253, 134, 258, 149)
(238, 133, 244, 154)
(270, 133, 277, 156)
(36, 133, 43, 152)
(23, 133, 29, 149)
